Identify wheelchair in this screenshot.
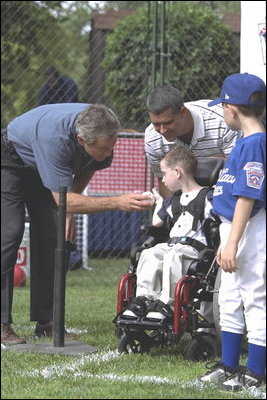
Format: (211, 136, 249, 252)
(112, 158, 225, 361)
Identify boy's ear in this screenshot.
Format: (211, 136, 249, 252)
(174, 166, 182, 178)
(227, 104, 238, 116)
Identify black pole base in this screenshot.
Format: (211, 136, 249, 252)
(2, 340, 97, 356)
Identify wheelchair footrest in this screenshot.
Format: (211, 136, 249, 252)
(139, 317, 172, 329)
(113, 313, 142, 327)
(113, 313, 172, 330)
(196, 322, 215, 329)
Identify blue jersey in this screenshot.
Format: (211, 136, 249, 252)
(213, 132, 266, 221)
(7, 103, 113, 192)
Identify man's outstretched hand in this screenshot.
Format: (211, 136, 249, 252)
(116, 193, 155, 212)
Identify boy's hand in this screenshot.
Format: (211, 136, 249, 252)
(152, 187, 163, 203)
(216, 243, 238, 273)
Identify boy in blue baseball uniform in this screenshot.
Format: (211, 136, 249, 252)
(200, 73, 266, 391)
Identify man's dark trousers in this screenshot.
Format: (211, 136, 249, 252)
(1, 136, 58, 323)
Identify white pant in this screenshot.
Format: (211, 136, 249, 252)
(136, 242, 214, 323)
(218, 209, 266, 346)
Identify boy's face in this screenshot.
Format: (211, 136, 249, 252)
(160, 159, 180, 192)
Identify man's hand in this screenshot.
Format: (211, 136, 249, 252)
(116, 193, 155, 212)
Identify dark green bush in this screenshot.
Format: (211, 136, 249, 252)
(102, 2, 239, 130)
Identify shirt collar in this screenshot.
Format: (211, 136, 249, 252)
(184, 102, 205, 145)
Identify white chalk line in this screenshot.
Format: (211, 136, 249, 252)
(20, 350, 265, 399)
(26, 349, 121, 379)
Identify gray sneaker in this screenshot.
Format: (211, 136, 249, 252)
(222, 366, 265, 392)
(200, 361, 236, 384)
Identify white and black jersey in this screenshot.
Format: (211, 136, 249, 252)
(145, 99, 242, 177)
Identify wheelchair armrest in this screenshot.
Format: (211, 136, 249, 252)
(187, 248, 216, 276)
(140, 224, 170, 243)
(202, 218, 221, 249)
(128, 226, 169, 272)
(129, 236, 158, 269)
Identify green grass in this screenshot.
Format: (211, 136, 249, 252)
(1, 259, 265, 399)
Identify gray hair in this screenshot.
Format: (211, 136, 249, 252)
(75, 104, 121, 144)
(146, 85, 184, 115)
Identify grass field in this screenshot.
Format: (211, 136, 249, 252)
(1, 258, 265, 399)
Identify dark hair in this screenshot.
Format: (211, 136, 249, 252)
(44, 66, 60, 78)
(161, 146, 197, 175)
(237, 91, 266, 117)
(146, 86, 184, 115)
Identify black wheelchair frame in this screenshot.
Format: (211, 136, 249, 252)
(113, 158, 224, 361)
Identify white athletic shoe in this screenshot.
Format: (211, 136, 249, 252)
(121, 309, 138, 319)
(145, 311, 165, 321)
(200, 362, 236, 384)
(222, 367, 265, 392)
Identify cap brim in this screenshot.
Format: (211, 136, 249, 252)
(208, 98, 222, 107)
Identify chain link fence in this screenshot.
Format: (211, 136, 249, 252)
(2, 1, 240, 269)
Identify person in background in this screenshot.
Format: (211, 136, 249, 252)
(199, 73, 266, 391)
(145, 85, 242, 198)
(38, 66, 79, 105)
(1, 103, 154, 346)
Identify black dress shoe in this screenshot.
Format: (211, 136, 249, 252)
(35, 321, 76, 339)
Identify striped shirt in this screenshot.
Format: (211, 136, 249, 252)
(145, 99, 242, 177)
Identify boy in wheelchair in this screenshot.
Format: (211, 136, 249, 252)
(120, 146, 219, 327)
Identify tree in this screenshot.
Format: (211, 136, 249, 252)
(102, 2, 240, 130)
(1, 1, 92, 124)
(1, 1, 65, 124)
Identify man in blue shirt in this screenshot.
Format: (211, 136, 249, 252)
(38, 66, 79, 105)
(1, 103, 153, 345)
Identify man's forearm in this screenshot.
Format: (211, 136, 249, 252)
(54, 192, 120, 214)
(52, 191, 154, 214)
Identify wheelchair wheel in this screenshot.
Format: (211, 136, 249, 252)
(118, 331, 151, 354)
(185, 333, 217, 361)
(212, 268, 248, 354)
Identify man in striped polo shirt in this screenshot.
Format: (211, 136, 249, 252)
(145, 85, 242, 197)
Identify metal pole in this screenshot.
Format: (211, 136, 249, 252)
(151, 1, 158, 89)
(160, 1, 166, 85)
(53, 186, 67, 347)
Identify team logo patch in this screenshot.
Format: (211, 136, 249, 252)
(243, 162, 265, 189)
(213, 186, 223, 196)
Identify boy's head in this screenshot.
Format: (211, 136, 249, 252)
(208, 73, 266, 117)
(160, 146, 197, 192)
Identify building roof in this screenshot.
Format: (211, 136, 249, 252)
(91, 10, 241, 33)
(222, 12, 241, 33)
(92, 10, 136, 30)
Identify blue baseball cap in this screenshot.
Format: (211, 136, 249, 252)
(208, 73, 266, 107)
